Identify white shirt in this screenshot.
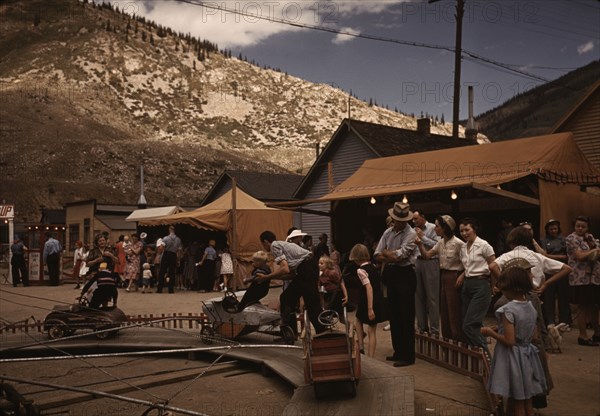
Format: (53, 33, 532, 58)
(494, 246, 564, 288)
(432, 236, 465, 271)
(460, 236, 495, 277)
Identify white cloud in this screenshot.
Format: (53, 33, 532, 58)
(332, 27, 361, 44)
(106, 1, 404, 48)
(577, 41, 594, 55)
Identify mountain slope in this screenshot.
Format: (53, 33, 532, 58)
(1, 0, 463, 223)
(476, 60, 600, 140)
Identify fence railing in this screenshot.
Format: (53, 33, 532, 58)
(415, 331, 498, 415)
(0, 313, 207, 334)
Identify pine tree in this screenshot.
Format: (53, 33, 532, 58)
(33, 13, 41, 26)
(142, 31, 146, 42)
(441, 113, 445, 124)
(150, 34, 154, 45)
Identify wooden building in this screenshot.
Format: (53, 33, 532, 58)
(200, 170, 303, 205)
(551, 80, 600, 170)
(65, 200, 136, 253)
(291, 118, 478, 246)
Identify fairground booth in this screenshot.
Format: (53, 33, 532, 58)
(276, 132, 600, 253)
(139, 185, 293, 279)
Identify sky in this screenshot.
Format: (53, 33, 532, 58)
(110, 0, 599, 119)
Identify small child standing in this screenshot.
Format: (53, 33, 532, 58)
(318, 255, 348, 319)
(237, 251, 272, 311)
(142, 262, 152, 293)
(481, 266, 548, 416)
(350, 243, 384, 358)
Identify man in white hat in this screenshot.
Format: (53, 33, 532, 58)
(256, 230, 326, 336)
(286, 229, 307, 246)
(374, 202, 418, 367)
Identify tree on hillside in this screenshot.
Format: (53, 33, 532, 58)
(441, 113, 445, 124)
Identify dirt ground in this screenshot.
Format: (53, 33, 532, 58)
(1, 282, 599, 416)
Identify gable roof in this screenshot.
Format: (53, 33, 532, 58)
(348, 119, 478, 157)
(551, 80, 600, 133)
(293, 118, 478, 197)
(314, 132, 600, 203)
(201, 170, 303, 205)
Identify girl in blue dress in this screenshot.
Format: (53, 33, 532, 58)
(481, 264, 547, 416)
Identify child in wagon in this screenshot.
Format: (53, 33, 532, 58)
(236, 250, 272, 311)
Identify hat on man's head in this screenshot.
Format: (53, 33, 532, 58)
(545, 219, 560, 228)
(286, 229, 307, 241)
(441, 215, 456, 231)
(503, 257, 533, 271)
(388, 202, 413, 222)
(140, 232, 147, 239)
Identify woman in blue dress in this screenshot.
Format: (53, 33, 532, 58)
(481, 263, 547, 416)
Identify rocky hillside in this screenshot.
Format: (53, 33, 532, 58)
(476, 60, 600, 140)
(0, 0, 466, 223)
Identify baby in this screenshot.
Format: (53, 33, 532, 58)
(142, 262, 152, 293)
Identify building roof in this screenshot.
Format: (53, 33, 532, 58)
(96, 214, 137, 231)
(347, 119, 478, 157)
(293, 118, 478, 198)
(126, 206, 186, 222)
(551, 80, 600, 133)
(313, 132, 599, 203)
(201, 170, 303, 205)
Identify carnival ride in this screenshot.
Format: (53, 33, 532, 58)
(199, 291, 296, 345)
(43, 297, 127, 340)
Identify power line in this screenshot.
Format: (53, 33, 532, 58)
(179, 0, 551, 84)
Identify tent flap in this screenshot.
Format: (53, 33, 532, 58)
(139, 189, 292, 262)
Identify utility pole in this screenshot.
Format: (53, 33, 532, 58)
(430, 0, 464, 138)
(452, 0, 464, 139)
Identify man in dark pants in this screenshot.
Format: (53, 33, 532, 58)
(10, 235, 29, 287)
(43, 232, 62, 286)
(157, 226, 181, 293)
(255, 230, 326, 335)
(375, 203, 418, 367)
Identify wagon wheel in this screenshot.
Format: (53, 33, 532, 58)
(47, 320, 67, 339)
(280, 325, 296, 345)
(95, 327, 111, 340)
(200, 325, 215, 344)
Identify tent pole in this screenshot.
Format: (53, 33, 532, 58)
(231, 179, 239, 285)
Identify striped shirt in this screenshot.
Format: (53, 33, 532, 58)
(374, 223, 418, 266)
(270, 241, 312, 271)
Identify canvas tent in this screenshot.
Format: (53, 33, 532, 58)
(308, 132, 600, 234)
(125, 206, 186, 222)
(139, 187, 293, 263)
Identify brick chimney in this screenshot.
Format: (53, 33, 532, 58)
(417, 117, 431, 136)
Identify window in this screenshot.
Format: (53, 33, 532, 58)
(83, 218, 91, 246)
(69, 224, 80, 251)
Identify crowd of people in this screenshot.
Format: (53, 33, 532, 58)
(8, 205, 599, 415)
(250, 204, 599, 416)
